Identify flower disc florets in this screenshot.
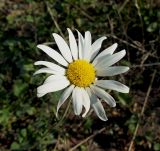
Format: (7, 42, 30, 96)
(66, 60, 95, 87)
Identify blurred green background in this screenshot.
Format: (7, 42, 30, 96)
(0, 0, 160, 150)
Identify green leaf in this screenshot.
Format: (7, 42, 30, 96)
(84, 118, 93, 130)
(154, 143, 160, 151)
(147, 22, 158, 32)
(26, 107, 36, 115)
(24, 64, 34, 72)
(0, 108, 10, 125)
(21, 129, 27, 137)
(10, 142, 20, 150)
(26, 15, 34, 22)
(125, 115, 138, 133)
(145, 131, 153, 141)
(13, 80, 28, 97)
(51, 91, 63, 103)
(117, 93, 132, 106)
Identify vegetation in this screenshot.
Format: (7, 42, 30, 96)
(0, 0, 159, 150)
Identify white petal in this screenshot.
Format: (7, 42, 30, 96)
(93, 43, 118, 65)
(76, 30, 84, 59)
(72, 87, 83, 115)
(96, 66, 130, 77)
(53, 33, 73, 63)
(81, 88, 90, 117)
(90, 85, 116, 107)
(90, 36, 107, 60)
(37, 77, 70, 97)
(37, 44, 68, 67)
(67, 28, 78, 60)
(56, 85, 75, 116)
(86, 88, 108, 121)
(43, 75, 67, 84)
(92, 99, 108, 121)
(34, 61, 65, 75)
(83, 31, 92, 61)
(33, 68, 58, 75)
(95, 80, 129, 93)
(94, 50, 126, 69)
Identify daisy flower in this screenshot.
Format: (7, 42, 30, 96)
(34, 28, 129, 121)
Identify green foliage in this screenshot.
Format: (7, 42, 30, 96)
(154, 143, 160, 151)
(10, 142, 20, 150)
(116, 93, 132, 107)
(125, 115, 138, 133)
(0, 108, 10, 127)
(13, 80, 28, 97)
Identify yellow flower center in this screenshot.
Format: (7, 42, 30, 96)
(66, 60, 96, 87)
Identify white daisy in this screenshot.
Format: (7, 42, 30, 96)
(34, 28, 129, 121)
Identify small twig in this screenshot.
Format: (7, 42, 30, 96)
(140, 71, 156, 115)
(42, 42, 56, 45)
(71, 4, 94, 21)
(134, 0, 144, 44)
(106, 34, 145, 53)
(106, 34, 158, 58)
(140, 52, 150, 65)
(45, 1, 65, 38)
(54, 100, 71, 128)
(116, 7, 130, 61)
(60, 100, 71, 122)
(131, 63, 160, 68)
(128, 70, 157, 151)
(69, 127, 106, 151)
(107, 15, 114, 35)
(118, 0, 130, 12)
(53, 135, 60, 151)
